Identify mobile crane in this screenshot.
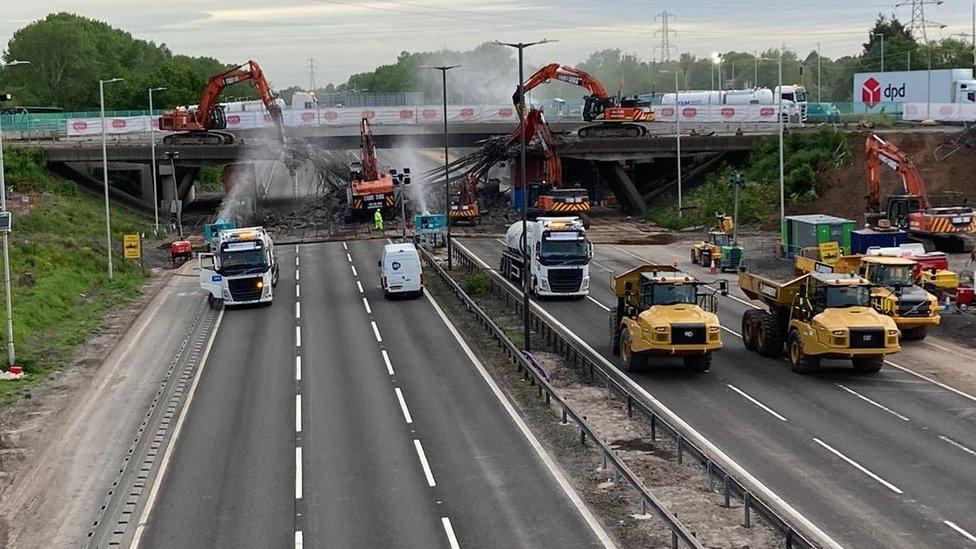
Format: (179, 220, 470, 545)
(158, 60, 284, 146)
(514, 63, 654, 138)
(865, 132, 976, 252)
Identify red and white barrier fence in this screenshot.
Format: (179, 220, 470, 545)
(902, 103, 976, 122)
(653, 104, 781, 123)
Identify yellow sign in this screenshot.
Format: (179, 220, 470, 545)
(123, 234, 141, 260)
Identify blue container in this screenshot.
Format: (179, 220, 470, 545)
(414, 213, 446, 233)
(850, 228, 909, 254)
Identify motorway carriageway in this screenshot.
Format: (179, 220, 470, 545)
(457, 237, 976, 549)
(135, 241, 612, 549)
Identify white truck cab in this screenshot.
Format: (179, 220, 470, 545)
(501, 217, 592, 298)
(380, 243, 423, 299)
(199, 227, 278, 307)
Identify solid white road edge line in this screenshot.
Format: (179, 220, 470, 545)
(382, 350, 395, 375)
(451, 238, 843, 549)
(727, 384, 788, 422)
(413, 439, 436, 487)
(295, 394, 302, 433)
(939, 435, 976, 457)
(835, 384, 910, 422)
(296, 355, 302, 381)
(363, 297, 372, 315)
(441, 517, 461, 549)
(130, 308, 225, 549)
(812, 437, 903, 494)
(295, 446, 303, 499)
(944, 520, 976, 543)
(423, 287, 616, 549)
(394, 387, 413, 424)
(371, 321, 382, 343)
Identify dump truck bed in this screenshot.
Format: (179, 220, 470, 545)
(738, 271, 808, 309)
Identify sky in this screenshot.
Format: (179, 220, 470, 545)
(2, 0, 975, 88)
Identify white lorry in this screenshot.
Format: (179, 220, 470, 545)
(199, 227, 279, 307)
(500, 217, 591, 298)
(854, 69, 976, 105)
(660, 86, 806, 121)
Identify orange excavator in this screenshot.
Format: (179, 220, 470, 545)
(514, 63, 654, 138)
(865, 132, 976, 252)
(449, 172, 483, 224)
(346, 117, 397, 219)
(159, 60, 284, 146)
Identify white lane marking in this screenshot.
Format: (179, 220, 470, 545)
(727, 384, 788, 422)
(382, 350, 394, 375)
(296, 326, 302, 347)
(131, 309, 225, 549)
(939, 435, 976, 457)
(812, 437, 903, 494)
(590, 260, 613, 272)
(424, 286, 616, 548)
(295, 394, 302, 432)
(351, 265, 358, 277)
(883, 359, 976, 405)
(441, 517, 461, 549)
(836, 384, 910, 422)
(295, 446, 303, 499)
(296, 355, 302, 381)
(720, 325, 743, 338)
(295, 302, 301, 319)
(945, 520, 976, 543)
(357, 280, 364, 294)
(413, 439, 436, 487)
(371, 321, 382, 342)
(296, 269, 300, 281)
(342, 242, 348, 251)
(296, 284, 300, 298)
(586, 295, 610, 311)
(295, 530, 303, 549)
(451, 238, 842, 549)
(347, 253, 353, 263)
(295, 245, 299, 254)
(363, 297, 372, 315)
(394, 387, 413, 424)
(296, 256, 300, 267)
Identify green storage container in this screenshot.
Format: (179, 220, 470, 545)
(782, 214, 855, 258)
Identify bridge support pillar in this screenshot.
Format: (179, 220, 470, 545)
(596, 161, 647, 214)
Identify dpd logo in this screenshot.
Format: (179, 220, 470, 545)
(861, 77, 881, 107)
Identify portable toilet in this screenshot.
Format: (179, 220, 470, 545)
(782, 214, 856, 258)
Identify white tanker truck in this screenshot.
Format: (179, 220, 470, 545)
(499, 217, 591, 298)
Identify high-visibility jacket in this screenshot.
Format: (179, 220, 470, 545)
(374, 209, 384, 230)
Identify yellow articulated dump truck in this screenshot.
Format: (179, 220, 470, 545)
(739, 270, 900, 374)
(795, 254, 940, 341)
(609, 265, 727, 372)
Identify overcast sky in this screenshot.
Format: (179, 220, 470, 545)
(2, 0, 975, 88)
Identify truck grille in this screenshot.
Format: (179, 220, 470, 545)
(850, 328, 885, 349)
(671, 323, 706, 345)
(228, 276, 263, 302)
(897, 302, 930, 317)
(547, 268, 583, 293)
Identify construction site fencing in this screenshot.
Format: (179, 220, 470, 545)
(446, 239, 837, 549)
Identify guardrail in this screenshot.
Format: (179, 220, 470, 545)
(419, 246, 705, 549)
(446, 240, 839, 549)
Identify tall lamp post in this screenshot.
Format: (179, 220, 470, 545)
(874, 33, 885, 72)
(760, 55, 785, 236)
(148, 86, 166, 235)
(816, 42, 822, 103)
(423, 65, 460, 269)
(661, 68, 686, 218)
(494, 38, 553, 353)
(0, 59, 30, 368)
(100, 77, 124, 279)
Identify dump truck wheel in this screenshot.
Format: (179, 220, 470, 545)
(788, 330, 820, 373)
(609, 308, 621, 355)
(756, 312, 783, 357)
(683, 353, 711, 372)
(619, 327, 646, 372)
(742, 309, 763, 351)
(852, 356, 884, 373)
(690, 249, 698, 265)
(901, 326, 928, 341)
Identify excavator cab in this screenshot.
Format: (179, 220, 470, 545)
(582, 95, 612, 122)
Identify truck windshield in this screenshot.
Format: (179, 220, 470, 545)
(794, 90, 807, 102)
(642, 284, 697, 307)
(541, 233, 588, 262)
(219, 248, 268, 274)
(711, 234, 730, 246)
(823, 286, 871, 308)
(870, 265, 914, 286)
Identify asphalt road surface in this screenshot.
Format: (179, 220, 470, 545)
(139, 240, 611, 549)
(457, 237, 976, 549)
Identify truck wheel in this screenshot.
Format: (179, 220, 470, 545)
(609, 308, 621, 355)
(207, 295, 223, 311)
(852, 356, 884, 373)
(683, 353, 711, 372)
(788, 330, 820, 373)
(690, 249, 698, 265)
(900, 326, 927, 341)
(742, 309, 763, 351)
(756, 312, 783, 357)
(619, 327, 646, 372)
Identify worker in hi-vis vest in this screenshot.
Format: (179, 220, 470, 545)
(374, 209, 384, 231)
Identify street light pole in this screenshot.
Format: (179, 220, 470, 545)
(494, 38, 553, 353)
(816, 42, 822, 102)
(423, 65, 460, 269)
(761, 55, 786, 234)
(875, 33, 885, 72)
(100, 77, 124, 279)
(165, 151, 183, 239)
(0, 60, 30, 368)
(148, 87, 165, 235)
(662, 69, 684, 218)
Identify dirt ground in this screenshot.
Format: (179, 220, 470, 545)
(427, 261, 780, 548)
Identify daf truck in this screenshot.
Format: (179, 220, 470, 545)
(499, 217, 591, 298)
(199, 227, 279, 307)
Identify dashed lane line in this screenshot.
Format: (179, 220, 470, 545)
(371, 321, 382, 343)
(296, 326, 302, 348)
(945, 520, 976, 543)
(351, 265, 358, 277)
(727, 384, 788, 422)
(413, 439, 436, 487)
(295, 356, 302, 381)
(441, 517, 461, 549)
(812, 437, 903, 494)
(357, 280, 364, 294)
(836, 384, 910, 422)
(394, 388, 413, 424)
(295, 447, 303, 499)
(363, 298, 372, 315)
(939, 435, 976, 457)
(382, 350, 394, 375)
(295, 395, 302, 433)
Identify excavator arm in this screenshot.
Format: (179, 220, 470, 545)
(865, 132, 930, 211)
(513, 63, 612, 118)
(507, 108, 562, 187)
(359, 117, 381, 182)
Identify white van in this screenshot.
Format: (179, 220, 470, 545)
(379, 243, 423, 299)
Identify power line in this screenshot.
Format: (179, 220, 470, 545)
(654, 10, 677, 62)
(895, 0, 946, 42)
(308, 58, 317, 92)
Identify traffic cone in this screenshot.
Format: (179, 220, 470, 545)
(710, 256, 717, 275)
